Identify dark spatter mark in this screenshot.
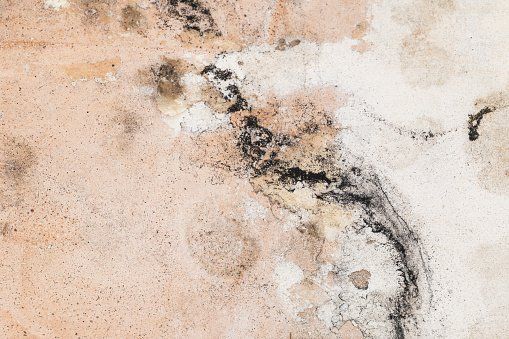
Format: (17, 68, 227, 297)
(468, 106, 494, 141)
(239, 116, 273, 160)
(156, 0, 220, 36)
(318, 172, 428, 338)
(278, 167, 331, 185)
(233, 114, 429, 338)
(152, 61, 183, 99)
(121, 5, 144, 31)
(201, 65, 250, 113)
(201, 65, 232, 81)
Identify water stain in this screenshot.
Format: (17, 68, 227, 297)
(186, 211, 259, 279)
(395, 0, 457, 88)
(466, 90, 509, 194)
(348, 269, 371, 290)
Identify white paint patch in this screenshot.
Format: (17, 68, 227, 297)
(273, 260, 303, 308)
(44, 0, 69, 10)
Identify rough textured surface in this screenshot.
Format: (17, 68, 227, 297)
(0, 0, 508, 338)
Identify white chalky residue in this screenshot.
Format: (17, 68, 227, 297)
(44, 0, 69, 10)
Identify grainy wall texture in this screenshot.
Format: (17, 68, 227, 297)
(0, 0, 508, 338)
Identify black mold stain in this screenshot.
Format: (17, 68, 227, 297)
(319, 171, 427, 338)
(201, 65, 250, 113)
(278, 167, 331, 186)
(152, 61, 183, 99)
(468, 106, 494, 141)
(232, 114, 429, 338)
(156, 0, 220, 36)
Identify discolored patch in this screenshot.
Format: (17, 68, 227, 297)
(186, 215, 259, 279)
(466, 90, 509, 194)
(79, 0, 116, 28)
(348, 269, 371, 290)
(0, 136, 36, 184)
(152, 60, 184, 101)
(155, 0, 220, 36)
(64, 57, 120, 80)
(395, 0, 457, 88)
(182, 63, 430, 337)
(121, 5, 146, 32)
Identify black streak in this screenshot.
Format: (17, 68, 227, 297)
(468, 106, 494, 141)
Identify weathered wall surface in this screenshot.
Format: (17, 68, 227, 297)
(0, 0, 508, 338)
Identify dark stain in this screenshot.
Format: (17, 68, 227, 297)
(1, 137, 36, 183)
(156, 0, 220, 36)
(113, 111, 141, 137)
(278, 167, 331, 186)
(237, 116, 428, 337)
(1, 222, 13, 237)
(201, 65, 249, 113)
(275, 38, 301, 51)
(152, 61, 184, 100)
(198, 61, 430, 337)
(318, 170, 428, 338)
(348, 269, 371, 290)
(121, 5, 145, 31)
(468, 106, 494, 141)
(296, 222, 321, 239)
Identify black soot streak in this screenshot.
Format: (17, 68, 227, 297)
(468, 106, 494, 141)
(235, 114, 430, 338)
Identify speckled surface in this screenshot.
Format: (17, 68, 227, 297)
(0, 0, 508, 338)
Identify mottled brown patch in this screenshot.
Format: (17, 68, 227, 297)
(121, 5, 146, 32)
(0, 136, 36, 184)
(79, 0, 116, 27)
(349, 269, 371, 290)
(186, 212, 259, 279)
(152, 60, 184, 100)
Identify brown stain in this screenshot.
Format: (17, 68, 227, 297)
(0, 136, 36, 183)
(121, 5, 146, 33)
(466, 90, 509, 195)
(64, 57, 120, 80)
(186, 212, 260, 279)
(152, 59, 185, 101)
(79, 0, 116, 27)
(348, 269, 371, 290)
(267, 0, 373, 44)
